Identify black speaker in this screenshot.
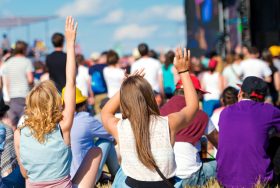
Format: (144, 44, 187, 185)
(250, 0, 280, 50)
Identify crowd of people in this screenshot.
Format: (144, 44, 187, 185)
(0, 16, 279, 188)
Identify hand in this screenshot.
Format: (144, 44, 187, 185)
(65, 16, 78, 44)
(124, 68, 145, 78)
(173, 48, 190, 72)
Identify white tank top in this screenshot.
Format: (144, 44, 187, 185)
(117, 116, 176, 181)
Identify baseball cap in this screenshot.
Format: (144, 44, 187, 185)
(239, 76, 268, 99)
(269, 45, 280, 57)
(208, 59, 218, 69)
(62, 87, 87, 104)
(176, 74, 209, 94)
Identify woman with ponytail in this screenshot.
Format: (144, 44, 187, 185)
(101, 48, 198, 188)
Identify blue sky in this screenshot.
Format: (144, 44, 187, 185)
(0, 0, 186, 57)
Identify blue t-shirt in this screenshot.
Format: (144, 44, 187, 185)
(88, 64, 107, 95)
(217, 100, 280, 187)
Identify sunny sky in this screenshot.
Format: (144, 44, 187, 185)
(0, 0, 186, 57)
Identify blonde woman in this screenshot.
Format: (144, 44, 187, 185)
(14, 17, 101, 188)
(101, 48, 198, 187)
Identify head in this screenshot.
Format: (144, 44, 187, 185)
(76, 54, 85, 66)
(24, 80, 63, 143)
(62, 87, 87, 113)
(138, 43, 149, 57)
(0, 97, 9, 119)
(261, 49, 274, 66)
(208, 59, 218, 73)
(221, 87, 238, 106)
(34, 61, 46, 72)
(107, 50, 119, 66)
(174, 74, 208, 101)
(51, 33, 64, 48)
(164, 50, 175, 69)
(238, 76, 268, 103)
(98, 51, 108, 64)
(120, 76, 159, 170)
(148, 50, 158, 59)
(13, 41, 28, 55)
(2, 34, 7, 39)
(248, 46, 259, 58)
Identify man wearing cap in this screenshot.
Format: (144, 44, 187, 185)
(217, 76, 280, 187)
(160, 74, 218, 186)
(62, 87, 119, 182)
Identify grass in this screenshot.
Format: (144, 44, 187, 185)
(96, 179, 279, 188)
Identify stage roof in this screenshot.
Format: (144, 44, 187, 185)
(0, 16, 56, 28)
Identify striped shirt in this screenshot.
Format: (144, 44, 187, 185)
(2, 56, 34, 98)
(0, 123, 17, 177)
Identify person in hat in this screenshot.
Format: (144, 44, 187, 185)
(62, 87, 120, 182)
(0, 98, 25, 187)
(217, 76, 280, 187)
(160, 74, 218, 186)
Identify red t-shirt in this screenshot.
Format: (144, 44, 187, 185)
(160, 95, 208, 145)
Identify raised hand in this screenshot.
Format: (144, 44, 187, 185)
(65, 16, 78, 44)
(173, 48, 190, 72)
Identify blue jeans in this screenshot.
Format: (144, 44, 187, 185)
(2, 166, 25, 188)
(95, 138, 120, 181)
(112, 168, 183, 188)
(181, 160, 217, 187)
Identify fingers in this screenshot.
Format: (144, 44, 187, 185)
(187, 49, 191, 60)
(183, 48, 187, 60)
(65, 16, 78, 31)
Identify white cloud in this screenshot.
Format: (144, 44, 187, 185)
(56, 0, 103, 17)
(95, 9, 124, 24)
(114, 24, 158, 41)
(142, 5, 185, 22)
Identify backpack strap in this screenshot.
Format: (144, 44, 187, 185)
(154, 166, 174, 188)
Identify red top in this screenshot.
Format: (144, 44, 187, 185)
(160, 95, 208, 145)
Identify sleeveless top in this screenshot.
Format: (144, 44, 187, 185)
(117, 116, 176, 181)
(20, 125, 72, 182)
(162, 64, 175, 94)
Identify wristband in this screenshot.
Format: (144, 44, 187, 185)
(178, 69, 189, 74)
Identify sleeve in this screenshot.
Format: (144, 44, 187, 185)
(1, 64, 6, 76)
(25, 59, 34, 73)
(89, 117, 114, 142)
(204, 119, 216, 135)
(0, 126, 6, 152)
(262, 63, 272, 77)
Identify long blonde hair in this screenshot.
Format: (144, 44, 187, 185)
(23, 80, 63, 143)
(120, 76, 160, 170)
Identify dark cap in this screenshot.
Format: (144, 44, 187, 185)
(240, 76, 268, 99)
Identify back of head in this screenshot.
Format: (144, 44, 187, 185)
(51, 33, 64, 48)
(120, 76, 159, 170)
(138, 43, 149, 57)
(24, 80, 63, 143)
(221, 87, 238, 106)
(107, 50, 119, 66)
(248, 46, 259, 57)
(240, 76, 268, 102)
(14, 40, 28, 55)
(76, 54, 85, 66)
(164, 50, 175, 69)
(261, 49, 273, 66)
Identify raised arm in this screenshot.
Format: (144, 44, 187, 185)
(101, 92, 120, 140)
(60, 16, 77, 139)
(168, 48, 199, 134)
